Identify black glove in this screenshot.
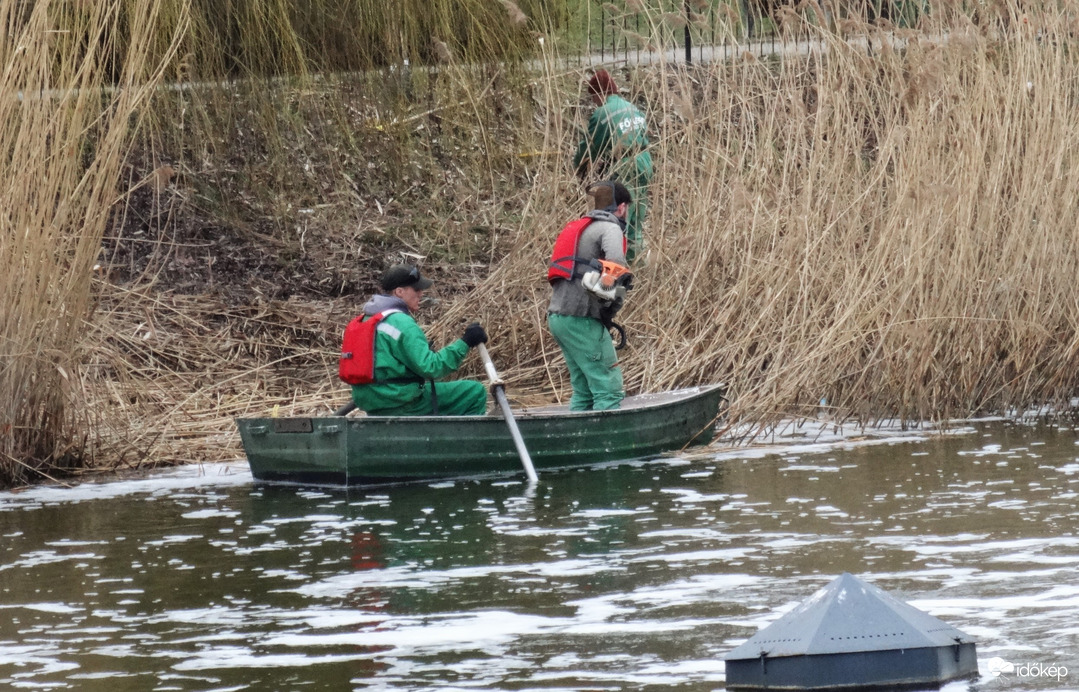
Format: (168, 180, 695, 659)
(462, 322, 488, 348)
(599, 289, 625, 325)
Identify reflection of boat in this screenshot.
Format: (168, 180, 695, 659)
(236, 384, 727, 486)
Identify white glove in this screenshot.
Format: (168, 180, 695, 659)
(582, 270, 616, 301)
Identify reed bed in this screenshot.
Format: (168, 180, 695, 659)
(7, 0, 1079, 484)
(0, 0, 184, 485)
(448, 1, 1079, 428)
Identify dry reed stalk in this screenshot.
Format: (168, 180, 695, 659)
(78, 287, 340, 468)
(66, 0, 1079, 476)
(0, 0, 187, 486)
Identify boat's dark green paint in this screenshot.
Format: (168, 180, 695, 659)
(237, 384, 726, 486)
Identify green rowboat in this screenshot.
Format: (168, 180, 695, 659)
(236, 384, 726, 486)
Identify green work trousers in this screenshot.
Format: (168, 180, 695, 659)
(611, 152, 652, 264)
(364, 380, 487, 416)
(547, 313, 624, 411)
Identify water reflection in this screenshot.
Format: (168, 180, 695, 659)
(0, 420, 1076, 690)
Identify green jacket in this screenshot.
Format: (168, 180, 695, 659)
(573, 94, 653, 183)
(350, 298, 470, 413)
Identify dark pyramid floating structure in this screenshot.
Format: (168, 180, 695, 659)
(725, 572, 978, 690)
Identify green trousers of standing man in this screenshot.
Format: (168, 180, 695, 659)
(547, 314, 624, 411)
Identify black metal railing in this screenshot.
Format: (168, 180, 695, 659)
(553, 0, 926, 65)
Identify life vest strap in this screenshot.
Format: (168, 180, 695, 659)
(549, 255, 594, 281)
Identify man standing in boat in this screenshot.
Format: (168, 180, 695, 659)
(572, 69, 652, 265)
(547, 181, 633, 411)
(341, 264, 489, 416)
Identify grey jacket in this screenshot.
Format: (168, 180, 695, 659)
(547, 209, 628, 320)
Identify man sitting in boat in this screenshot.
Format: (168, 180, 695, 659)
(342, 264, 489, 416)
(547, 181, 633, 411)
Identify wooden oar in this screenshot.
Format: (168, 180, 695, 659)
(477, 343, 539, 484)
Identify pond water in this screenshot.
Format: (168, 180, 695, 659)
(1, 419, 1077, 691)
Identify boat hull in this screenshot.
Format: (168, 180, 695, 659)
(236, 384, 726, 486)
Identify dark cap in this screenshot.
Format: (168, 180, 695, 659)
(587, 180, 632, 210)
(587, 69, 618, 97)
(381, 264, 433, 292)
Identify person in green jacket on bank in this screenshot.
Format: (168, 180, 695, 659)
(572, 69, 653, 264)
(350, 264, 488, 416)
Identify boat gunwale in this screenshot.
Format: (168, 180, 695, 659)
(238, 383, 727, 425)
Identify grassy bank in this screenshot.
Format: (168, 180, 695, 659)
(5, 0, 1079, 486)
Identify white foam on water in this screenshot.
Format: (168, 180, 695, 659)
(143, 534, 203, 547)
(171, 648, 371, 671)
(181, 508, 241, 519)
(658, 488, 729, 503)
(636, 527, 727, 540)
(291, 557, 614, 598)
(0, 550, 102, 571)
(572, 508, 639, 518)
(780, 464, 842, 472)
(0, 602, 82, 614)
(627, 547, 755, 564)
(265, 610, 555, 652)
(0, 461, 251, 510)
(867, 535, 1079, 557)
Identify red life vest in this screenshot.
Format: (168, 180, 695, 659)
(548, 216, 627, 283)
(338, 309, 401, 385)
